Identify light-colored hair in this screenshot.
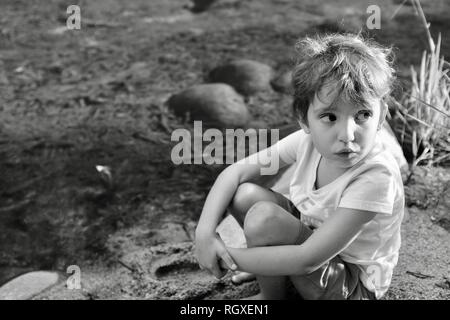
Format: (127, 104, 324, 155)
(292, 33, 395, 123)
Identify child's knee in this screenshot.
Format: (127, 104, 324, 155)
(244, 201, 279, 246)
(230, 182, 261, 213)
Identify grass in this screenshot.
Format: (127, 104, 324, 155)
(390, 0, 450, 169)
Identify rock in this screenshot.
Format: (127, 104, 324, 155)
(167, 83, 250, 128)
(189, 0, 217, 13)
(0, 267, 34, 287)
(270, 70, 293, 94)
(216, 215, 246, 249)
(209, 59, 274, 95)
(0, 271, 59, 300)
(246, 119, 269, 129)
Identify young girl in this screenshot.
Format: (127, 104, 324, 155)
(195, 34, 405, 300)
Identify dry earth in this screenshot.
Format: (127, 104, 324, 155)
(0, 0, 448, 299)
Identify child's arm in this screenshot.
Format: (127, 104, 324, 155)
(195, 130, 303, 278)
(195, 163, 257, 279)
(195, 150, 293, 278)
(195, 161, 281, 278)
(222, 207, 376, 276)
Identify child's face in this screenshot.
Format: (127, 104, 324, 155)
(300, 85, 387, 169)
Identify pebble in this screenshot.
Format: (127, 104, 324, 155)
(209, 59, 274, 96)
(270, 70, 293, 94)
(167, 83, 250, 128)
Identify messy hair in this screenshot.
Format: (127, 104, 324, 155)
(292, 33, 395, 124)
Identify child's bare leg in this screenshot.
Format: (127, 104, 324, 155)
(242, 201, 305, 299)
(228, 183, 283, 284)
(228, 182, 281, 227)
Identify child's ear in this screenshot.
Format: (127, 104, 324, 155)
(298, 119, 311, 134)
(377, 100, 388, 131)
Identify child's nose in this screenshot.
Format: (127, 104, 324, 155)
(337, 119, 356, 143)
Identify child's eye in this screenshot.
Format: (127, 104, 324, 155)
(320, 113, 337, 122)
(355, 110, 372, 122)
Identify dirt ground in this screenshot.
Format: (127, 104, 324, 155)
(0, 0, 449, 299)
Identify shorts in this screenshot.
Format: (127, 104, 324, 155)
(269, 189, 377, 300)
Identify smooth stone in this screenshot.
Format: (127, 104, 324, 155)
(0, 271, 59, 300)
(209, 59, 274, 95)
(190, 0, 217, 13)
(216, 215, 246, 249)
(270, 70, 293, 94)
(167, 83, 250, 128)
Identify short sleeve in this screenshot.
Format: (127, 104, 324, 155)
(338, 163, 396, 214)
(275, 130, 306, 164)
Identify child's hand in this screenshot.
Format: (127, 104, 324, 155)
(195, 231, 237, 279)
(215, 233, 238, 272)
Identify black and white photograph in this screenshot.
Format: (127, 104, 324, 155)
(0, 0, 449, 304)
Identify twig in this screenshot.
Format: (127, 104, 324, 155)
(117, 259, 138, 273)
(413, 0, 435, 52)
(432, 152, 450, 164)
(390, 0, 409, 20)
(0, 199, 31, 214)
(406, 270, 434, 279)
(404, 166, 415, 186)
(405, 93, 450, 117)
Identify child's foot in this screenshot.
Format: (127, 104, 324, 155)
(231, 272, 256, 284)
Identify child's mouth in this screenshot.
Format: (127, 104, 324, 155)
(336, 149, 357, 158)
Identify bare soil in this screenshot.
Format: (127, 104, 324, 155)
(0, 0, 449, 299)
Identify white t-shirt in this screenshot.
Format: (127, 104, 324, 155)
(273, 130, 405, 299)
